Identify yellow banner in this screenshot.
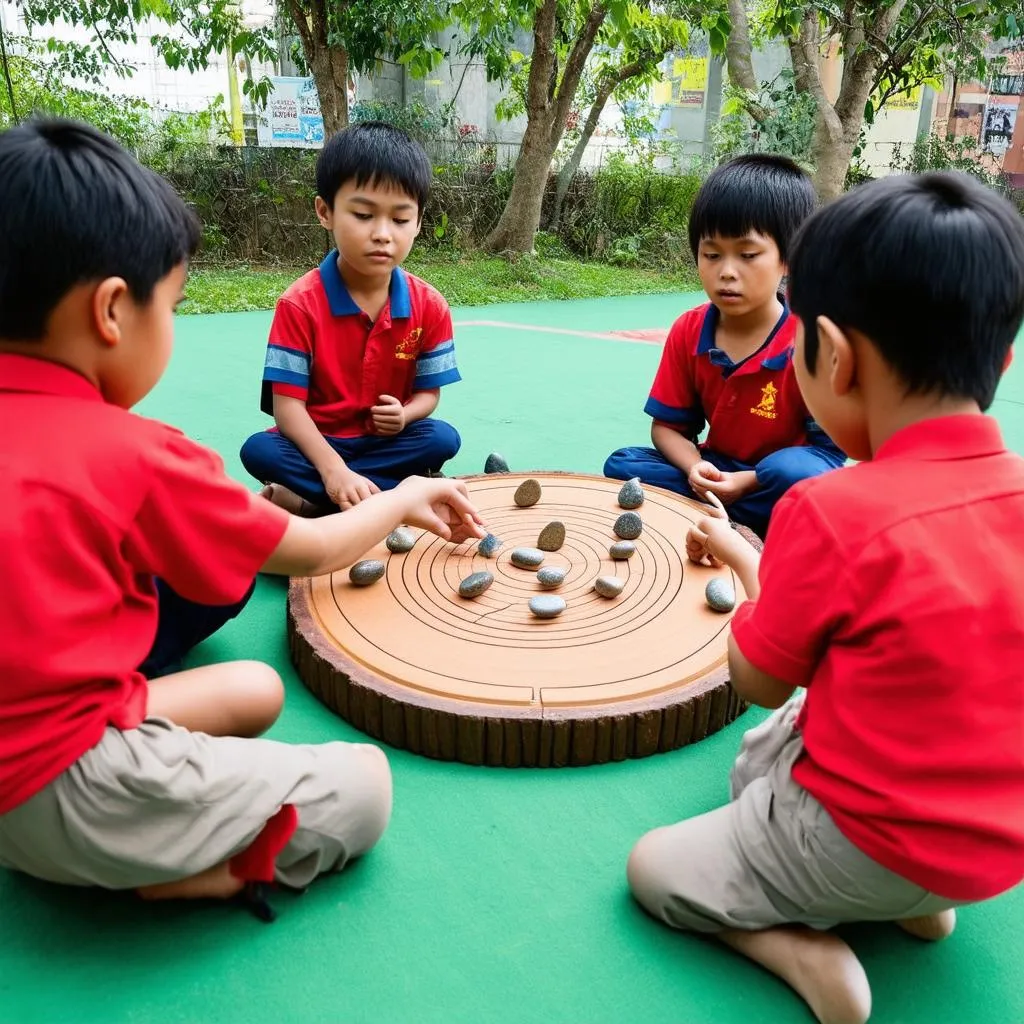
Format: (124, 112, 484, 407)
(885, 86, 922, 111)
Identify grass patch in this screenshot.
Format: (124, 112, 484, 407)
(181, 252, 699, 314)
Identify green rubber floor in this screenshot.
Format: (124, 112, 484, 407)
(3, 293, 1022, 1024)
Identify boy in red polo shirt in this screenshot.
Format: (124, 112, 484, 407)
(240, 122, 462, 515)
(0, 120, 484, 919)
(627, 172, 1024, 1023)
(604, 155, 845, 536)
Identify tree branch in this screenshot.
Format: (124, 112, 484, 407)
(788, 13, 842, 141)
(550, 2, 608, 136)
(0, 22, 18, 121)
(526, 0, 558, 117)
(284, 0, 315, 63)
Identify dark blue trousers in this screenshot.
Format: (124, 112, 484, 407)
(239, 419, 461, 507)
(138, 578, 255, 679)
(603, 444, 845, 536)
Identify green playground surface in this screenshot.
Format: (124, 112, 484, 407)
(3, 292, 1023, 1024)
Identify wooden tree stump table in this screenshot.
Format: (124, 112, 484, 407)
(288, 472, 761, 767)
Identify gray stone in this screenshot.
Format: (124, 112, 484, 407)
(618, 477, 645, 510)
(478, 533, 504, 558)
(510, 547, 545, 569)
(459, 571, 495, 599)
(536, 566, 567, 590)
(594, 575, 625, 598)
(529, 595, 566, 619)
(705, 577, 736, 613)
(349, 559, 385, 586)
(385, 527, 416, 553)
(484, 452, 509, 474)
(609, 540, 636, 560)
(613, 511, 643, 540)
(514, 478, 542, 507)
(537, 521, 566, 551)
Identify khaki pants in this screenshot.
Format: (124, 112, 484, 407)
(628, 700, 958, 932)
(0, 718, 392, 890)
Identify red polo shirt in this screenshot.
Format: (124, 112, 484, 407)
(646, 301, 841, 464)
(731, 415, 1024, 901)
(261, 253, 461, 438)
(0, 354, 289, 815)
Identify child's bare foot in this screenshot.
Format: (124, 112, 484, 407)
(720, 926, 871, 1024)
(137, 860, 245, 902)
(259, 483, 320, 517)
(897, 909, 956, 941)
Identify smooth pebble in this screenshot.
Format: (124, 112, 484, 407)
(478, 533, 504, 558)
(536, 566, 567, 590)
(618, 477, 645, 510)
(529, 595, 566, 619)
(385, 527, 416, 553)
(613, 511, 643, 540)
(705, 577, 736, 613)
(349, 559, 385, 586)
(609, 540, 636, 560)
(484, 452, 509, 474)
(537, 521, 566, 551)
(510, 547, 545, 569)
(594, 575, 625, 599)
(514, 478, 542, 507)
(459, 571, 495, 599)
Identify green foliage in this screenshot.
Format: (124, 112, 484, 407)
(0, 35, 152, 143)
(350, 99, 457, 142)
(558, 151, 701, 269)
(16, 0, 277, 105)
(889, 132, 1010, 193)
(714, 72, 815, 166)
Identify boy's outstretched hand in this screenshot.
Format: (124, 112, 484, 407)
(397, 477, 487, 544)
(686, 517, 757, 570)
(688, 461, 757, 505)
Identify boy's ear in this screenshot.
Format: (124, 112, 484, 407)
(314, 195, 333, 229)
(91, 277, 130, 348)
(817, 316, 856, 397)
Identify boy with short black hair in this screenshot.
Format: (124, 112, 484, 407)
(240, 121, 462, 515)
(604, 154, 844, 535)
(627, 172, 1024, 1024)
(0, 119, 484, 916)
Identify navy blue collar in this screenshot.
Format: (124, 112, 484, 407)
(318, 250, 411, 319)
(697, 298, 792, 377)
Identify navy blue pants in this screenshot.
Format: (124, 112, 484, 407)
(603, 445, 845, 536)
(239, 419, 461, 507)
(138, 578, 255, 679)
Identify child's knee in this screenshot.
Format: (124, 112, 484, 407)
(626, 826, 677, 919)
(756, 447, 834, 495)
(239, 431, 276, 478)
(425, 420, 461, 462)
(342, 744, 393, 858)
(233, 661, 285, 731)
(603, 448, 633, 480)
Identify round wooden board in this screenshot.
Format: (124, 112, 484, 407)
(288, 472, 762, 767)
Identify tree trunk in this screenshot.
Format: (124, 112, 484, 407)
(285, 0, 350, 137)
(549, 75, 616, 231)
(483, 0, 608, 253)
(485, 120, 561, 252)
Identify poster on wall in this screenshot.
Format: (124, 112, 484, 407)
(982, 100, 1017, 155)
(653, 38, 710, 110)
(255, 77, 325, 148)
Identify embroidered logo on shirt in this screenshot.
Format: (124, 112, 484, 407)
(750, 381, 778, 419)
(395, 328, 423, 361)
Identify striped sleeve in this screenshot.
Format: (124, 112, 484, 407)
(413, 302, 461, 389)
(644, 317, 704, 437)
(260, 298, 313, 415)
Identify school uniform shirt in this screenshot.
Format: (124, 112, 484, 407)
(645, 300, 839, 464)
(730, 415, 1024, 901)
(260, 252, 461, 438)
(0, 354, 290, 815)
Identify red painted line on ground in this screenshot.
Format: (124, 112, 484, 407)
(453, 319, 668, 345)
